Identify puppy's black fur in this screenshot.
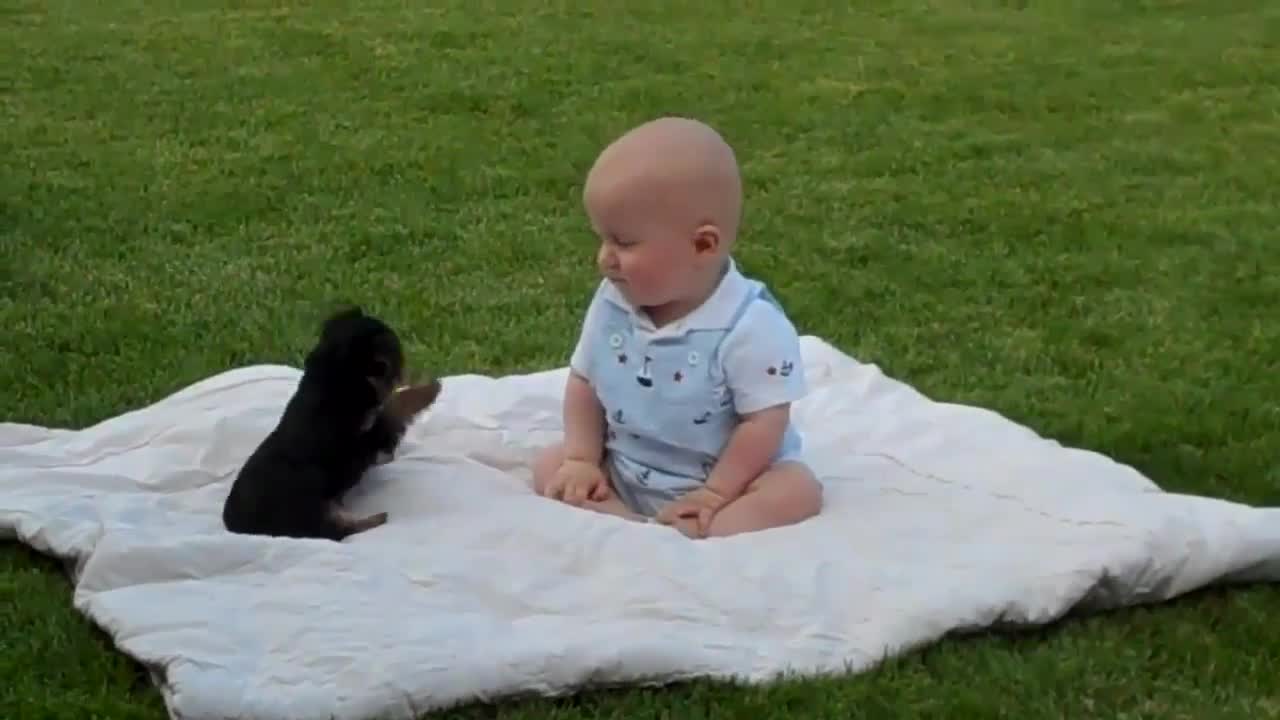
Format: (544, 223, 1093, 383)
(222, 306, 441, 541)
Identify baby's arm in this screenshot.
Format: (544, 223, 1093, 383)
(704, 404, 791, 500)
(704, 300, 807, 501)
(562, 372, 605, 464)
(561, 281, 610, 465)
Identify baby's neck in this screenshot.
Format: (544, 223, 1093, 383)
(642, 258, 730, 328)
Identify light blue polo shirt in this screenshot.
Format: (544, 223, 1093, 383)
(568, 258, 808, 516)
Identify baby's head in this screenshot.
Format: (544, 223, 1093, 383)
(582, 116, 742, 319)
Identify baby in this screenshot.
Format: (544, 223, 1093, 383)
(532, 116, 823, 539)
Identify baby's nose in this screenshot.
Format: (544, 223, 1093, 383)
(597, 245, 618, 270)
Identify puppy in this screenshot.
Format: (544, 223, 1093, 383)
(222, 306, 442, 541)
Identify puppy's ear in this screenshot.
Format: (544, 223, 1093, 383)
(364, 359, 392, 399)
(320, 305, 364, 340)
(368, 356, 392, 380)
(387, 379, 442, 423)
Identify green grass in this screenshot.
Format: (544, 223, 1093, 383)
(3, 0, 1279, 717)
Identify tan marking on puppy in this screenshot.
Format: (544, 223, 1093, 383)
(387, 378, 442, 423)
(330, 504, 388, 536)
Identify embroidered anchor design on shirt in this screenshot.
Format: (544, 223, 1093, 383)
(693, 411, 711, 425)
(636, 356, 653, 387)
(767, 360, 795, 377)
(637, 468, 652, 486)
(612, 408, 626, 424)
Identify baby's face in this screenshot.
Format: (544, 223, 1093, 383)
(585, 187, 707, 310)
(582, 117, 738, 313)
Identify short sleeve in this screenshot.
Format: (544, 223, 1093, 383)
(568, 281, 610, 381)
(719, 299, 807, 414)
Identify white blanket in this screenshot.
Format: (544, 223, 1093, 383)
(2, 336, 1279, 720)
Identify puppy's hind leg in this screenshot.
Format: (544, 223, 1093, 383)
(327, 503, 388, 539)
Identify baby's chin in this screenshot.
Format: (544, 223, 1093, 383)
(609, 279, 651, 306)
(609, 278, 638, 301)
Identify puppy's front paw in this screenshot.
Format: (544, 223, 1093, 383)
(388, 380, 442, 423)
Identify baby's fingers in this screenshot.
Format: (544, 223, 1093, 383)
(674, 503, 705, 519)
(589, 479, 611, 502)
(655, 501, 686, 525)
(543, 477, 568, 501)
(565, 479, 590, 506)
(696, 508, 715, 537)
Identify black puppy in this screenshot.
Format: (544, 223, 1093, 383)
(222, 307, 442, 541)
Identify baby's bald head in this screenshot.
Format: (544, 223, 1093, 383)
(584, 116, 743, 252)
(581, 117, 745, 321)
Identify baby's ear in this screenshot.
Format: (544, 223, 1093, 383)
(691, 224, 721, 256)
(387, 379, 442, 422)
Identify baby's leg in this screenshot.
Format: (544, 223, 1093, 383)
(531, 443, 646, 522)
(706, 461, 823, 538)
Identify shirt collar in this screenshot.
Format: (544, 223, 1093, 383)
(601, 257, 754, 335)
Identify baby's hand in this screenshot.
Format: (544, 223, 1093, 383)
(543, 459, 611, 506)
(655, 486, 729, 538)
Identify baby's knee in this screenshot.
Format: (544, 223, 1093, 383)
(775, 463, 824, 519)
(797, 470, 824, 516)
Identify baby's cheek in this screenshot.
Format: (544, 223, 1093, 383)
(616, 262, 650, 290)
(633, 259, 676, 290)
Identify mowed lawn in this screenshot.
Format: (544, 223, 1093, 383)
(3, 0, 1279, 717)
